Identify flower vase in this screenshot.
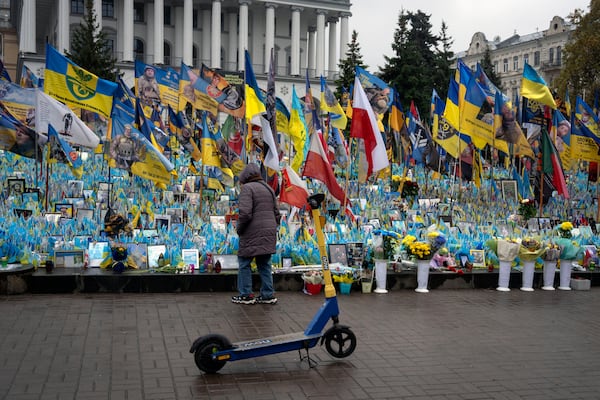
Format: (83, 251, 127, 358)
(373, 259, 388, 293)
(496, 260, 511, 291)
(558, 259, 572, 290)
(541, 260, 557, 290)
(415, 259, 430, 293)
(520, 260, 535, 291)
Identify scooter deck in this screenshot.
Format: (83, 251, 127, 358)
(231, 331, 322, 352)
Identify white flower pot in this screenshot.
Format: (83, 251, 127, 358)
(374, 259, 388, 293)
(415, 259, 430, 293)
(541, 260, 557, 290)
(520, 261, 535, 291)
(558, 259, 572, 290)
(497, 260, 511, 291)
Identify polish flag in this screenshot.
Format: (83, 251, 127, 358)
(279, 165, 309, 209)
(302, 131, 352, 214)
(349, 77, 389, 177)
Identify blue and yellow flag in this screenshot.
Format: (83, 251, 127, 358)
(0, 103, 43, 159)
(288, 85, 308, 173)
(200, 113, 222, 168)
(459, 74, 494, 150)
(493, 90, 534, 159)
(109, 115, 174, 185)
(179, 63, 219, 114)
(44, 44, 117, 119)
(520, 63, 557, 109)
(355, 66, 393, 116)
(320, 76, 347, 130)
(199, 64, 245, 118)
(275, 97, 290, 136)
(20, 65, 39, 88)
(0, 58, 12, 82)
(432, 93, 468, 159)
(134, 61, 179, 111)
(168, 105, 201, 161)
(551, 109, 572, 169)
(443, 78, 460, 131)
(570, 96, 600, 163)
(47, 124, 83, 178)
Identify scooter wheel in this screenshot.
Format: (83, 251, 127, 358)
(192, 334, 231, 373)
(323, 326, 357, 358)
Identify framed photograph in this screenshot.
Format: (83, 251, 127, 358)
(496, 222, 512, 237)
(171, 223, 185, 235)
(282, 257, 293, 269)
(578, 225, 593, 238)
(163, 190, 174, 204)
(98, 182, 112, 192)
(346, 242, 364, 268)
(213, 254, 238, 270)
(470, 249, 486, 268)
(538, 217, 552, 231)
(83, 189, 94, 200)
(438, 215, 452, 225)
(127, 243, 148, 269)
(501, 180, 518, 203)
(76, 208, 94, 221)
(54, 249, 85, 268)
(66, 180, 84, 197)
(55, 203, 74, 218)
(7, 178, 25, 196)
(147, 244, 167, 268)
(154, 214, 171, 231)
(44, 212, 62, 224)
(368, 218, 381, 229)
(209, 215, 227, 233)
(360, 224, 374, 235)
(188, 192, 200, 206)
(457, 221, 475, 235)
(174, 193, 187, 203)
(166, 207, 184, 224)
(181, 249, 199, 268)
(88, 241, 110, 267)
(14, 208, 33, 219)
(328, 244, 348, 265)
(97, 190, 109, 204)
(527, 218, 540, 232)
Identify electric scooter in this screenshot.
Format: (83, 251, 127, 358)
(190, 193, 357, 373)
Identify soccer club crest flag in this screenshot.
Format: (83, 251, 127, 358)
(44, 44, 117, 119)
(47, 124, 83, 178)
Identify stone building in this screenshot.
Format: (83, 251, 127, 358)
(456, 16, 575, 102)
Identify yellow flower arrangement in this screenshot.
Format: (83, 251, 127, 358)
(558, 221, 574, 238)
(333, 271, 357, 284)
(402, 235, 433, 260)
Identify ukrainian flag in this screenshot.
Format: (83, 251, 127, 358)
(432, 94, 468, 159)
(44, 44, 117, 119)
(520, 63, 557, 109)
(459, 75, 494, 149)
(200, 113, 222, 168)
(320, 76, 347, 130)
(443, 79, 460, 130)
(287, 85, 307, 173)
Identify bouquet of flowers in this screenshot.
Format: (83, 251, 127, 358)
(100, 244, 138, 273)
(518, 199, 537, 221)
(401, 180, 419, 198)
(402, 235, 433, 260)
(486, 237, 520, 262)
(543, 242, 561, 261)
(301, 270, 324, 284)
(332, 270, 358, 284)
(557, 221, 574, 238)
(519, 237, 545, 262)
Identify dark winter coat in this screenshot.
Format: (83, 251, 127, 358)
(236, 164, 281, 257)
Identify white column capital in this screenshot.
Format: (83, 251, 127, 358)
(315, 8, 328, 16)
(327, 16, 338, 24)
(239, 0, 252, 5)
(290, 6, 303, 13)
(339, 11, 352, 18)
(265, 2, 278, 9)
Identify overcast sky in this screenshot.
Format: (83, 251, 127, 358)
(348, 0, 590, 72)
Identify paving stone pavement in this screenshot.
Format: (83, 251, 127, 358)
(2, 289, 600, 400)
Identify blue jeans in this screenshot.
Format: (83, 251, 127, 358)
(237, 254, 275, 298)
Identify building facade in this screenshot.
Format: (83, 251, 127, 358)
(457, 16, 575, 103)
(2, 0, 352, 105)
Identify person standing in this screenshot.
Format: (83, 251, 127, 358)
(233, 163, 281, 305)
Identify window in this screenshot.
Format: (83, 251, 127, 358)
(556, 46, 561, 65)
(164, 5, 171, 25)
(503, 58, 508, 73)
(102, 0, 114, 18)
(549, 48, 554, 64)
(493, 61, 498, 73)
(134, 2, 144, 23)
(164, 42, 171, 65)
(523, 53, 529, 65)
(534, 51, 540, 66)
(513, 56, 518, 70)
(71, 0, 84, 14)
(134, 38, 144, 62)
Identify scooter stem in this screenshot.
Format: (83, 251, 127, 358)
(309, 194, 336, 298)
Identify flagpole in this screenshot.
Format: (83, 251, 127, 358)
(44, 148, 50, 212)
(199, 165, 205, 219)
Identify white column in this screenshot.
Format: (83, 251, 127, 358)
(327, 16, 338, 75)
(57, 0, 70, 53)
(264, 2, 276, 73)
(20, 0, 36, 53)
(122, 0, 134, 61)
(153, 0, 164, 64)
(227, 9, 237, 70)
(183, 0, 194, 66)
(93, 0, 102, 33)
(307, 26, 316, 76)
(211, 0, 222, 69)
(339, 12, 350, 59)
(315, 9, 326, 78)
(146, 4, 154, 63)
(238, 0, 250, 70)
(290, 6, 302, 76)
(201, 8, 211, 65)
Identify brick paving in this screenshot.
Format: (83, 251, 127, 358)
(2, 289, 600, 400)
